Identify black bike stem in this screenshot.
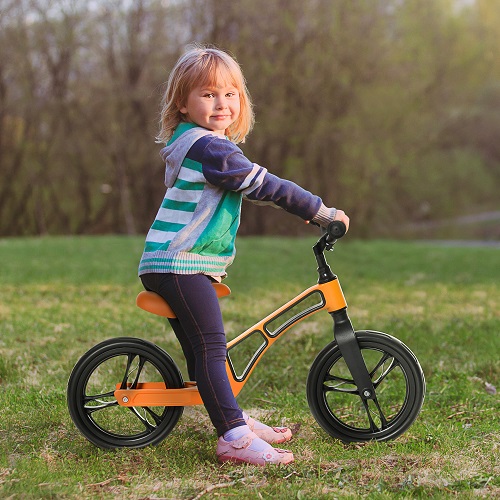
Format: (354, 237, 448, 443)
(331, 309, 376, 400)
(313, 239, 336, 283)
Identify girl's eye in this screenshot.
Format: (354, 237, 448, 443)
(203, 93, 215, 98)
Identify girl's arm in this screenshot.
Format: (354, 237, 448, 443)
(188, 136, 339, 225)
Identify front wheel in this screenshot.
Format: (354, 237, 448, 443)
(307, 330, 425, 442)
(67, 337, 184, 449)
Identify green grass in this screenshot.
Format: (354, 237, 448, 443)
(0, 235, 499, 498)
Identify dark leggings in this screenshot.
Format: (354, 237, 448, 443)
(140, 273, 245, 437)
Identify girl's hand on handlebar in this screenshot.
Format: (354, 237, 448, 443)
(334, 210, 350, 232)
(310, 204, 350, 231)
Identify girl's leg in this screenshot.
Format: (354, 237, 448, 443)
(141, 273, 244, 436)
(167, 317, 196, 381)
(141, 275, 196, 379)
(140, 273, 294, 464)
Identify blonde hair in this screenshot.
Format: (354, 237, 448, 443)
(157, 45, 254, 144)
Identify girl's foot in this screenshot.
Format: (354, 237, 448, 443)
(216, 431, 294, 466)
(244, 412, 293, 444)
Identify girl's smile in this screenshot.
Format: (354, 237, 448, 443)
(180, 83, 241, 135)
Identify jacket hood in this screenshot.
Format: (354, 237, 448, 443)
(160, 126, 219, 188)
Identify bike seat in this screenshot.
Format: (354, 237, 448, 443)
(136, 283, 231, 318)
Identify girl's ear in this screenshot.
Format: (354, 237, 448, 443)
(177, 98, 187, 114)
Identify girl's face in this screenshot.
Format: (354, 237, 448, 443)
(179, 78, 241, 135)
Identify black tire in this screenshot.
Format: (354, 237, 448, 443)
(67, 337, 184, 449)
(307, 330, 425, 442)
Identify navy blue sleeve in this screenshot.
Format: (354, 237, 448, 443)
(187, 136, 322, 221)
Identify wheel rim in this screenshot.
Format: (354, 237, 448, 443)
(68, 340, 183, 448)
(308, 333, 424, 442)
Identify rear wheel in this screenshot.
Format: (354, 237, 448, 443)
(67, 337, 184, 449)
(307, 330, 425, 442)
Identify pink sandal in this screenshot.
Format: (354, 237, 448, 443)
(246, 417, 293, 444)
(217, 432, 294, 466)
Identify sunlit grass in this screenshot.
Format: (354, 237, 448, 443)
(0, 235, 498, 498)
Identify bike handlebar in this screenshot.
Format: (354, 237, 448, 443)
(326, 220, 347, 241)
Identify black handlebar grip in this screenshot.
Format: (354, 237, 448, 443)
(327, 220, 347, 239)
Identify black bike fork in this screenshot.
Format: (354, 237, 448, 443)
(331, 308, 392, 432)
(314, 236, 376, 402)
(331, 308, 375, 400)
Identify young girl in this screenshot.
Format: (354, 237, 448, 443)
(138, 45, 350, 466)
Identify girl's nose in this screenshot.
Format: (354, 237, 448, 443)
(216, 98, 228, 109)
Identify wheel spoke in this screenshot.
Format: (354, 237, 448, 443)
(142, 406, 163, 425)
(323, 372, 357, 394)
(368, 352, 392, 378)
(84, 390, 115, 401)
(325, 373, 354, 384)
(323, 382, 358, 394)
(84, 399, 119, 414)
(83, 390, 118, 414)
(127, 407, 157, 432)
(130, 356, 147, 389)
(361, 398, 381, 432)
(120, 353, 137, 389)
(373, 358, 401, 388)
(372, 397, 389, 428)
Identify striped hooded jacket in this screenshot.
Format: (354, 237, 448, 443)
(138, 122, 335, 278)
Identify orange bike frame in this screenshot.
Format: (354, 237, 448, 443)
(115, 280, 347, 407)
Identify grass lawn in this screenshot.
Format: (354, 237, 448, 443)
(0, 234, 498, 498)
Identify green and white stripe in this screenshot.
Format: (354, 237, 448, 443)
(138, 123, 242, 277)
(144, 161, 205, 252)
